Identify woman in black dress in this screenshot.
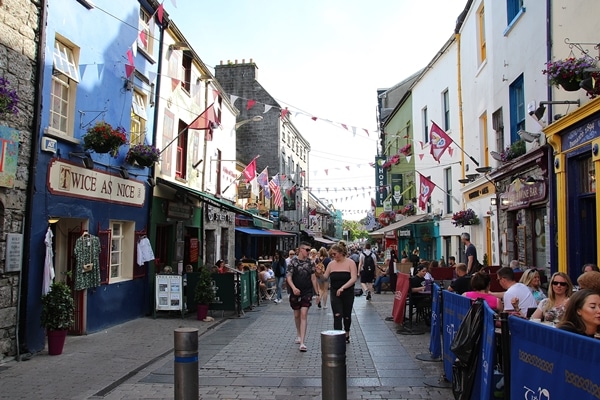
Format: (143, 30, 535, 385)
(322, 241, 358, 343)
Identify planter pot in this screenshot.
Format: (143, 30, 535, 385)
(90, 143, 114, 154)
(47, 329, 68, 355)
(559, 80, 581, 92)
(131, 155, 155, 167)
(197, 304, 209, 321)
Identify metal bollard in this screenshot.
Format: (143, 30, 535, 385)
(321, 330, 347, 400)
(174, 328, 199, 400)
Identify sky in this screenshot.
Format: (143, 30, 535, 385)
(167, 0, 468, 221)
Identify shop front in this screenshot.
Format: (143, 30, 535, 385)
(25, 159, 153, 352)
(545, 98, 600, 282)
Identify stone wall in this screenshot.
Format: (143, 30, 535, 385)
(0, 0, 40, 361)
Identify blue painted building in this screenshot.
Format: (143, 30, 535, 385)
(24, 0, 162, 352)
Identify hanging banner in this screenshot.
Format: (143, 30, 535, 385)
(283, 185, 296, 211)
(375, 156, 387, 208)
(391, 173, 404, 206)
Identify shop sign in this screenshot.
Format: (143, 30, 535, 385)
(238, 177, 251, 198)
(499, 180, 546, 210)
(206, 205, 233, 223)
(375, 156, 388, 207)
(562, 119, 600, 151)
(167, 202, 193, 220)
(398, 230, 411, 237)
(245, 202, 258, 211)
(48, 159, 146, 207)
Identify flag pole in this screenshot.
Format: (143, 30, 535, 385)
(417, 172, 460, 205)
(430, 120, 480, 167)
(221, 155, 260, 194)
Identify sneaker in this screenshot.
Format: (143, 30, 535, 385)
(366, 291, 371, 301)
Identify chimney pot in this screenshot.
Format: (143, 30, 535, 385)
(242, 58, 245, 63)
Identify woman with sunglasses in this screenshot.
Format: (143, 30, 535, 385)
(530, 272, 573, 323)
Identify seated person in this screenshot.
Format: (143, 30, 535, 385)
(410, 264, 431, 324)
(557, 289, 600, 337)
(447, 263, 471, 294)
(582, 263, 600, 274)
(258, 264, 275, 298)
(215, 259, 227, 274)
(463, 272, 503, 311)
(578, 270, 600, 292)
(531, 272, 572, 322)
(374, 259, 391, 294)
(519, 269, 546, 304)
(497, 266, 538, 317)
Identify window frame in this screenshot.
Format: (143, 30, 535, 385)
(49, 38, 79, 138)
(509, 75, 525, 143)
(130, 90, 148, 145)
(444, 167, 453, 214)
(138, 7, 154, 57)
(107, 220, 135, 283)
(422, 107, 429, 143)
(477, 4, 486, 64)
(442, 89, 450, 131)
(507, 0, 525, 25)
(175, 120, 188, 179)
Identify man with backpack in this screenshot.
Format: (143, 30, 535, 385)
(358, 243, 378, 300)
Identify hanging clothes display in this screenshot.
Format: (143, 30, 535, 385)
(74, 231, 101, 290)
(42, 227, 55, 295)
(137, 236, 155, 266)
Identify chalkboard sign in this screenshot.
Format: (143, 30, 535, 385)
(517, 226, 526, 264)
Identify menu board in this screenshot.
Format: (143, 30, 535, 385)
(517, 226, 526, 264)
(156, 274, 183, 311)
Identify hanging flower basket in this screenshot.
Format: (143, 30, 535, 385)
(125, 144, 160, 167)
(542, 57, 596, 91)
(399, 143, 412, 156)
(0, 77, 19, 117)
(82, 121, 127, 157)
(451, 208, 480, 227)
(400, 202, 416, 216)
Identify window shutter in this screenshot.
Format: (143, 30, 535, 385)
(133, 230, 148, 279)
(98, 228, 111, 285)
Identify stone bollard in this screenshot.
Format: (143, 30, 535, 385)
(321, 330, 347, 400)
(174, 328, 199, 400)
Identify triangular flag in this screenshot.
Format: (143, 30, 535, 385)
(157, 3, 164, 23)
(170, 0, 177, 8)
(281, 108, 289, 119)
(251, 174, 260, 196)
(139, 30, 147, 48)
(405, 155, 412, 163)
(352, 126, 357, 137)
(448, 147, 454, 157)
(363, 128, 369, 136)
(419, 154, 425, 160)
(264, 104, 273, 113)
(341, 124, 348, 130)
(257, 167, 270, 199)
(419, 141, 424, 149)
(230, 95, 239, 105)
(246, 99, 256, 110)
(324, 169, 329, 175)
(311, 116, 318, 121)
(125, 49, 135, 78)
(131, 39, 138, 57)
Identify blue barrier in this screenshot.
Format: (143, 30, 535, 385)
(429, 283, 442, 359)
(473, 301, 496, 399)
(442, 291, 472, 381)
(510, 316, 600, 399)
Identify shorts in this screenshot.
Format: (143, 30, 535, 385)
(360, 270, 375, 284)
(289, 293, 313, 310)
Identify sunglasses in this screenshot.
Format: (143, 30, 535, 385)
(301, 247, 311, 251)
(551, 281, 568, 287)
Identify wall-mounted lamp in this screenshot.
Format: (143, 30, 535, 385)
(169, 41, 190, 51)
(475, 166, 493, 174)
(533, 100, 581, 122)
(458, 178, 471, 184)
(518, 130, 541, 143)
(235, 115, 263, 129)
(48, 217, 60, 224)
(524, 176, 545, 185)
(69, 152, 94, 169)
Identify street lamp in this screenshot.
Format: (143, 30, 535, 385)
(235, 115, 263, 129)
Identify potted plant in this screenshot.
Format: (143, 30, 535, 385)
(0, 77, 19, 118)
(451, 208, 480, 227)
(125, 144, 160, 167)
(194, 267, 216, 321)
(542, 56, 596, 91)
(82, 121, 127, 157)
(500, 140, 526, 162)
(40, 281, 74, 355)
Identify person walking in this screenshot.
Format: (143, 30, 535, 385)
(358, 243, 377, 300)
(461, 232, 481, 274)
(322, 241, 357, 343)
(316, 247, 331, 309)
(286, 241, 320, 352)
(272, 250, 287, 304)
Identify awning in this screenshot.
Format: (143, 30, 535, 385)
(235, 227, 276, 236)
(268, 229, 296, 237)
(300, 230, 315, 237)
(157, 178, 250, 216)
(253, 215, 273, 229)
(368, 214, 427, 236)
(314, 237, 336, 245)
(322, 235, 340, 242)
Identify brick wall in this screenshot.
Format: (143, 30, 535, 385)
(0, 0, 39, 361)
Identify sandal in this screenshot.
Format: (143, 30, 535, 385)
(294, 337, 301, 344)
(345, 333, 350, 343)
(299, 344, 307, 352)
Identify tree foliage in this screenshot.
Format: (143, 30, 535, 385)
(342, 220, 368, 242)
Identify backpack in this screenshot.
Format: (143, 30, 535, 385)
(362, 251, 375, 273)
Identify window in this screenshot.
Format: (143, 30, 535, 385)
(109, 221, 134, 282)
(442, 90, 450, 130)
(509, 75, 525, 143)
(176, 120, 188, 179)
(130, 90, 147, 145)
(492, 108, 504, 152)
(50, 39, 79, 137)
(181, 54, 192, 93)
(422, 107, 428, 142)
(138, 8, 154, 56)
(507, 0, 524, 25)
(480, 112, 489, 167)
(477, 4, 486, 64)
(444, 168, 453, 214)
(580, 157, 596, 193)
(161, 110, 174, 176)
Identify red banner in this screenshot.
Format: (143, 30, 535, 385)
(392, 273, 410, 325)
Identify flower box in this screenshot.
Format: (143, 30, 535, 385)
(451, 208, 480, 227)
(543, 57, 596, 91)
(125, 144, 160, 167)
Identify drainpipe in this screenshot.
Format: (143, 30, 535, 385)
(19, 0, 48, 359)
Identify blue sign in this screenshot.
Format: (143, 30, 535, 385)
(510, 316, 600, 400)
(442, 291, 472, 381)
(562, 118, 600, 151)
(429, 283, 441, 359)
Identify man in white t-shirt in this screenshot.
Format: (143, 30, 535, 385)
(285, 249, 296, 267)
(497, 266, 537, 317)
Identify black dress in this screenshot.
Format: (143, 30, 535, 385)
(329, 271, 354, 332)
